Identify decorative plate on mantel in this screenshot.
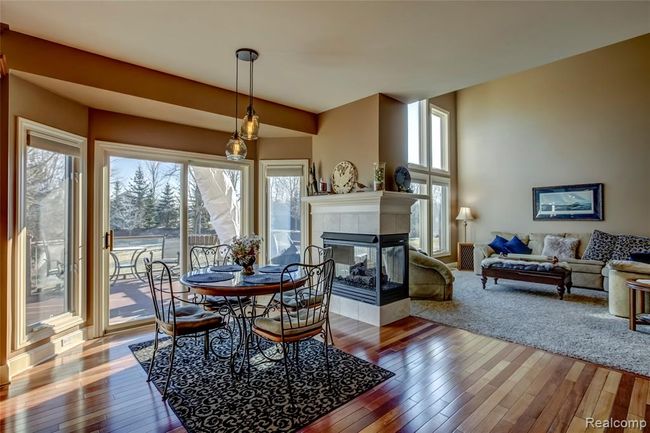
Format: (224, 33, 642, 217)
(332, 161, 358, 194)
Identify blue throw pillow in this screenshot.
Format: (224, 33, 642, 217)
(488, 235, 509, 254)
(505, 235, 532, 255)
(630, 252, 650, 264)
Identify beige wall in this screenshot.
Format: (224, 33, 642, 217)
(313, 94, 379, 188)
(457, 34, 650, 243)
(312, 93, 408, 190)
(378, 94, 407, 191)
(257, 137, 312, 160)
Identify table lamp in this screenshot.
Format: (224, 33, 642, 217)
(455, 207, 474, 242)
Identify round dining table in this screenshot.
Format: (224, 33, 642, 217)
(179, 265, 306, 377)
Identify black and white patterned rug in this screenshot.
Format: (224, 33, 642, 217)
(129, 335, 393, 433)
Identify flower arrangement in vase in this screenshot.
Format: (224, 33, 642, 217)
(231, 234, 262, 275)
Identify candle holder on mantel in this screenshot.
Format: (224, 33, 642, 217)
(373, 162, 386, 191)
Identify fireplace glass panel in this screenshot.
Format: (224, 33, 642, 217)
(382, 245, 405, 291)
(331, 245, 378, 291)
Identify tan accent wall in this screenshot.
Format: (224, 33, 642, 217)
(457, 34, 650, 243)
(429, 92, 459, 263)
(312, 93, 408, 191)
(1, 76, 89, 379)
(378, 94, 407, 191)
(1, 29, 318, 135)
(257, 137, 312, 160)
(313, 94, 379, 188)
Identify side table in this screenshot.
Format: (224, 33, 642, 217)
(457, 242, 474, 271)
(626, 279, 650, 331)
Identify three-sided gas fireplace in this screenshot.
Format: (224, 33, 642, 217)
(321, 232, 409, 306)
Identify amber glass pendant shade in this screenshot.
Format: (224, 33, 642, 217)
(225, 133, 247, 160)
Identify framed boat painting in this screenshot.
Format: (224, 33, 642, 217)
(532, 183, 604, 221)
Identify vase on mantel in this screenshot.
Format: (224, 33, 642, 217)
(373, 162, 386, 191)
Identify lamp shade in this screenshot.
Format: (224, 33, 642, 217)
(225, 133, 247, 160)
(240, 109, 259, 140)
(455, 207, 474, 221)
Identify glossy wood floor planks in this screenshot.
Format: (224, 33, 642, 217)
(1, 315, 648, 433)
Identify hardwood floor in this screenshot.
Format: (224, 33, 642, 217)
(1, 314, 648, 433)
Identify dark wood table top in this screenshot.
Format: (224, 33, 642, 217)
(179, 266, 306, 297)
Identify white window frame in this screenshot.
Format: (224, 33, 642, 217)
(14, 118, 87, 349)
(409, 173, 430, 253)
(429, 105, 450, 174)
(94, 141, 254, 335)
(258, 159, 309, 265)
(408, 102, 451, 257)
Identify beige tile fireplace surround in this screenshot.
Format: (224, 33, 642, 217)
(303, 191, 425, 326)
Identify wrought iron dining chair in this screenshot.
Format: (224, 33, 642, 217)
(144, 258, 227, 400)
(189, 244, 249, 309)
(189, 244, 233, 270)
(253, 259, 335, 402)
(303, 245, 333, 264)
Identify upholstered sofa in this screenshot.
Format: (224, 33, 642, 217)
(409, 249, 454, 300)
(473, 231, 605, 290)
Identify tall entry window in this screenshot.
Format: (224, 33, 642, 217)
(408, 101, 451, 256)
(259, 160, 308, 265)
(16, 118, 87, 347)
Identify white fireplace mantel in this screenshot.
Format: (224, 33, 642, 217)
(303, 191, 426, 326)
(303, 191, 427, 236)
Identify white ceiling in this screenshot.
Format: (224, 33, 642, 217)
(2, 1, 648, 113)
(12, 71, 309, 138)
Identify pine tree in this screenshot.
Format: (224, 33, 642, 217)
(156, 183, 179, 229)
(110, 179, 129, 230)
(126, 165, 152, 230)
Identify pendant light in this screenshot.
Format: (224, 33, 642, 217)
(225, 50, 247, 160)
(237, 48, 260, 140)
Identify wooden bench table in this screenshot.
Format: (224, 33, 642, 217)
(481, 259, 572, 300)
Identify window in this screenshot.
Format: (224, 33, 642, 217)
(16, 118, 86, 346)
(259, 160, 308, 265)
(96, 141, 253, 332)
(408, 102, 451, 256)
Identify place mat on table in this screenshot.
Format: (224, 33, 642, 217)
(257, 264, 298, 274)
(242, 273, 292, 284)
(185, 272, 234, 284)
(210, 264, 243, 272)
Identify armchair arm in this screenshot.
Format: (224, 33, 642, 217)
(473, 243, 495, 274)
(608, 260, 650, 275)
(410, 252, 454, 285)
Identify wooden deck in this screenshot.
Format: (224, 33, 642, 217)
(0, 314, 648, 433)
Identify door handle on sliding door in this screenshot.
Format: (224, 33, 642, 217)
(104, 230, 114, 250)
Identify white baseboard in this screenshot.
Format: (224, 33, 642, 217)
(6, 328, 87, 381)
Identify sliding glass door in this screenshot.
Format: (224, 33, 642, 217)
(108, 156, 181, 325)
(98, 142, 252, 332)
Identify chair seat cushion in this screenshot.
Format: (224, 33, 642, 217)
(253, 310, 325, 337)
(274, 289, 324, 309)
(159, 304, 223, 335)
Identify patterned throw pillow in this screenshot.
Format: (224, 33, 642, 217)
(541, 235, 579, 260)
(611, 235, 650, 260)
(582, 230, 618, 261)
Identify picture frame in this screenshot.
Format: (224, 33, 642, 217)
(532, 183, 604, 221)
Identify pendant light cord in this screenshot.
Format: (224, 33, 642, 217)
(249, 52, 254, 111)
(235, 53, 239, 133)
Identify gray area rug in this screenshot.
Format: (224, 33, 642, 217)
(412, 271, 650, 377)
